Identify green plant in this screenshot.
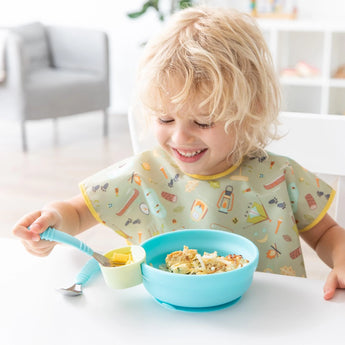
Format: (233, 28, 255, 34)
(128, 0, 194, 22)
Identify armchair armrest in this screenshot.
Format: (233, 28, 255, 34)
(1, 32, 26, 111)
(0, 32, 26, 120)
(5, 33, 25, 89)
(46, 25, 109, 77)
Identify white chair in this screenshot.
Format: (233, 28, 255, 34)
(128, 110, 345, 227)
(127, 106, 157, 154)
(267, 112, 345, 227)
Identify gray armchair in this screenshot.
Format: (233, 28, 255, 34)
(0, 22, 110, 151)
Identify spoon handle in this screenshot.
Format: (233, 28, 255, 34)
(40, 227, 94, 257)
(75, 258, 101, 285)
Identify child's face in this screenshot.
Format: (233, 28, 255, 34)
(153, 102, 236, 176)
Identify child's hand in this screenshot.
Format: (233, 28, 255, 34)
(323, 267, 345, 300)
(12, 209, 62, 257)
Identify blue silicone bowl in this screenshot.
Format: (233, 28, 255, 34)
(141, 229, 259, 311)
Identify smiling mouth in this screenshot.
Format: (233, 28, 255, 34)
(173, 148, 207, 162)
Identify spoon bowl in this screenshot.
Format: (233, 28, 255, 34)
(58, 283, 83, 296)
(58, 258, 101, 296)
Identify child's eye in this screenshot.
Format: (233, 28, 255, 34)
(194, 121, 214, 129)
(158, 118, 174, 125)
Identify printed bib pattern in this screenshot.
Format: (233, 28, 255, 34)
(80, 147, 335, 277)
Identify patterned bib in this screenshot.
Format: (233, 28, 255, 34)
(80, 147, 334, 277)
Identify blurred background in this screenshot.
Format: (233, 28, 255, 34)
(1, 0, 344, 115)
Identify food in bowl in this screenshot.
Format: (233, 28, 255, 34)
(101, 245, 146, 289)
(141, 229, 259, 310)
(163, 245, 249, 274)
(109, 250, 133, 266)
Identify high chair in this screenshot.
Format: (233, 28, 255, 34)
(267, 112, 345, 227)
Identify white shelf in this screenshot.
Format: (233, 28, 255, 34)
(258, 19, 345, 115)
(329, 79, 345, 88)
(280, 77, 323, 86)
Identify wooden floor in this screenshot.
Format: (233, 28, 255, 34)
(0, 112, 331, 281)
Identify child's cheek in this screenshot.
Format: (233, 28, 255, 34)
(153, 125, 167, 145)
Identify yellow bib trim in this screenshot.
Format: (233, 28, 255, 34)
(299, 189, 336, 233)
(79, 183, 103, 224)
(185, 161, 241, 181)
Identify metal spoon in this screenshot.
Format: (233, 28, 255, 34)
(40, 227, 115, 267)
(58, 258, 101, 296)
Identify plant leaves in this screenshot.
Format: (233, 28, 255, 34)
(127, 0, 160, 19)
(178, 0, 193, 10)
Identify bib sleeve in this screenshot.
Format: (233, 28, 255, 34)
(79, 155, 138, 228)
(78, 148, 174, 243)
(284, 157, 335, 232)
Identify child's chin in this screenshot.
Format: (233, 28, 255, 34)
(176, 164, 201, 175)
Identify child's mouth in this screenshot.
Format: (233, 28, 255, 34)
(173, 148, 207, 162)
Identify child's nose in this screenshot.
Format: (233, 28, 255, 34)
(172, 125, 195, 144)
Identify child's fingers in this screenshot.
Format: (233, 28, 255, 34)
(323, 271, 337, 300)
(12, 210, 59, 241)
(12, 210, 59, 256)
(28, 210, 60, 234)
(12, 211, 43, 241)
(14, 210, 42, 229)
(13, 226, 41, 242)
(21, 239, 56, 257)
(29, 218, 50, 234)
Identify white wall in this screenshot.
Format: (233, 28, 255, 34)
(1, 0, 345, 114)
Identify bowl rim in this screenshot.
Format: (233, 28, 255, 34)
(140, 229, 259, 277)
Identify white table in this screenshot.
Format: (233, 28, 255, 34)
(1, 238, 344, 345)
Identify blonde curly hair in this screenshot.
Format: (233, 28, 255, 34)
(135, 6, 281, 164)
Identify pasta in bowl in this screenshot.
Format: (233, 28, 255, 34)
(163, 246, 249, 274)
(141, 229, 259, 311)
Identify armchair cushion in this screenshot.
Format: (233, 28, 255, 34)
(26, 69, 108, 119)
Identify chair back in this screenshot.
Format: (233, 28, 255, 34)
(128, 106, 157, 155)
(267, 112, 345, 227)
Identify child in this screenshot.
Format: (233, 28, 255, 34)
(12, 6, 345, 300)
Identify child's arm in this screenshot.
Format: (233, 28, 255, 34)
(300, 213, 345, 300)
(12, 194, 98, 257)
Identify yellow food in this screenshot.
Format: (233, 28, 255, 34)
(110, 252, 133, 265)
(164, 246, 249, 274)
